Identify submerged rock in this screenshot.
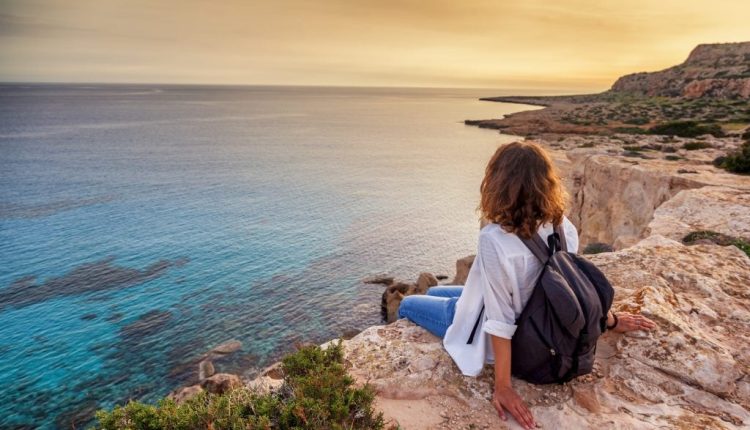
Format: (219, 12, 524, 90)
(209, 339, 242, 355)
(198, 359, 215, 381)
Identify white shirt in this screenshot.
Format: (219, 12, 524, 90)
(443, 217, 579, 376)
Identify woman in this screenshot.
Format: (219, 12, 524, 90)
(398, 141, 656, 430)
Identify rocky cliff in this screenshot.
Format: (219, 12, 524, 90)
(234, 138, 750, 429)
(611, 42, 750, 98)
(328, 140, 750, 429)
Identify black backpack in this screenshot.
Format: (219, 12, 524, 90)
(467, 224, 614, 384)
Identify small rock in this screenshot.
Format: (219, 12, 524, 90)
(415, 272, 439, 294)
(167, 385, 203, 404)
(452, 255, 475, 285)
(363, 274, 395, 285)
(200, 373, 242, 394)
(198, 359, 215, 380)
(381, 282, 414, 323)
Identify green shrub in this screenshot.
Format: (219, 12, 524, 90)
(582, 242, 614, 254)
(623, 117, 649, 125)
(683, 141, 713, 150)
(622, 145, 644, 152)
(683, 230, 750, 257)
(719, 141, 750, 174)
(94, 342, 385, 430)
(648, 121, 725, 138)
(613, 126, 648, 135)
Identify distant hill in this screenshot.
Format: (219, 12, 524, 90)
(611, 42, 750, 98)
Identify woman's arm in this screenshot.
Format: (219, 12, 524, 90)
(490, 335, 536, 430)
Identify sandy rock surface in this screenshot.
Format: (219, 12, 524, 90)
(342, 236, 749, 429)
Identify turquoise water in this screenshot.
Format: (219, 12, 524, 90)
(0, 84, 533, 428)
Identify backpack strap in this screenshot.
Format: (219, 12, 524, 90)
(520, 232, 552, 265)
(554, 223, 568, 252)
(466, 304, 484, 344)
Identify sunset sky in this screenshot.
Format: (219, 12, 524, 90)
(1, 0, 749, 92)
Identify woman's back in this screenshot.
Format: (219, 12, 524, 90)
(443, 216, 579, 376)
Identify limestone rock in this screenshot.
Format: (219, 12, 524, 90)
(565, 151, 749, 249)
(381, 282, 413, 323)
(647, 186, 750, 241)
(415, 272, 439, 295)
(451, 255, 475, 285)
(200, 373, 242, 395)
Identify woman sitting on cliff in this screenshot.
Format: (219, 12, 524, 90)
(398, 141, 656, 430)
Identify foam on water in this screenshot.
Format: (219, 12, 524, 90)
(0, 84, 536, 428)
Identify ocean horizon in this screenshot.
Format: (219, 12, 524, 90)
(0, 84, 538, 428)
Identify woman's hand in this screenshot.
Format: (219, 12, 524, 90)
(492, 384, 536, 429)
(610, 311, 657, 333)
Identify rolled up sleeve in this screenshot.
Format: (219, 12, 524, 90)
(477, 232, 519, 340)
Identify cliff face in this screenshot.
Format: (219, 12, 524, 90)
(611, 42, 750, 98)
(563, 140, 748, 249)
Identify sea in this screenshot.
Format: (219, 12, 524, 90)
(0, 84, 538, 428)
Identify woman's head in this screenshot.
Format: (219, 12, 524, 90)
(479, 141, 567, 239)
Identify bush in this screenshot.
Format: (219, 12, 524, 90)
(622, 145, 644, 152)
(613, 127, 648, 135)
(648, 121, 725, 138)
(683, 230, 750, 257)
(94, 342, 385, 430)
(719, 141, 750, 174)
(582, 242, 614, 254)
(683, 141, 713, 151)
(623, 117, 649, 125)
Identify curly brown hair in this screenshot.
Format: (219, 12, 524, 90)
(479, 141, 567, 239)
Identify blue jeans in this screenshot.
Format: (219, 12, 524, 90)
(398, 286, 463, 338)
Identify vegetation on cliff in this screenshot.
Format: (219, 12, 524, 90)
(717, 130, 750, 174)
(469, 42, 750, 139)
(683, 230, 750, 257)
(94, 342, 385, 430)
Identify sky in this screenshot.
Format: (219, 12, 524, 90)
(1, 0, 749, 92)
